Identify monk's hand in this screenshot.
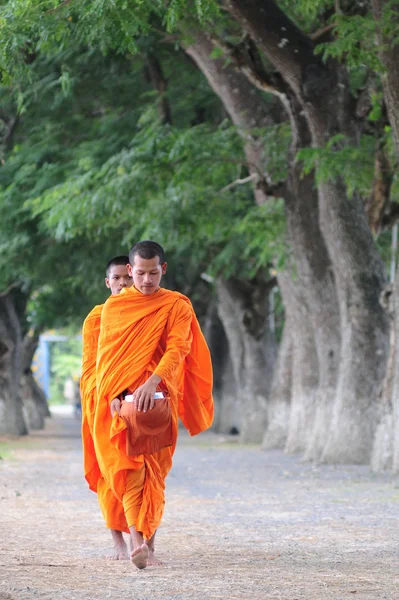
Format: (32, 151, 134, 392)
(133, 374, 161, 412)
(110, 398, 121, 417)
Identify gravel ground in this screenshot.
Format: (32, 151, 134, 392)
(0, 411, 398, 600)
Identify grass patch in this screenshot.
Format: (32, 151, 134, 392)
(0, 436, 46, 462)
(0, 442, 17, 461)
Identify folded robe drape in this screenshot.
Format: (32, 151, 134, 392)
(81, 304, 129, 533)
(94, 286, 213, 539)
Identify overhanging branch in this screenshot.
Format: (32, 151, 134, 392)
(210, 33, 285, 97)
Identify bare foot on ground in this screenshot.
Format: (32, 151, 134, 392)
(106, 530, 129, 560)
(147, 549, 162, 566)
(107, 546, 129, 560)
(131, 543, 149, 569)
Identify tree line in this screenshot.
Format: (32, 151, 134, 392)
(0, 0, 399, 473)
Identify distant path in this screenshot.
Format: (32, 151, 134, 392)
(0, 409, 398, 600)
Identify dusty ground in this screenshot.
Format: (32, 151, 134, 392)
(0, 410, 398, 600)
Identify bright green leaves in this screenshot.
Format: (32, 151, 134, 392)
(297, 134, 377, 199)
(316, 14, 384, 73)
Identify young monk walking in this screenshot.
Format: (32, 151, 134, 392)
(93, 240, 214, 569)
(81, 256, 134, 559)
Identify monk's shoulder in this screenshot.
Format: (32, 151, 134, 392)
(83, 304, 103, 327)
(166, 291, 193, 317)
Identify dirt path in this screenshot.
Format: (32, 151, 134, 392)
(0, 411, 398, 600)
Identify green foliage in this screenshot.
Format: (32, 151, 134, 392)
(278, 0, 334, 31)
(49, 335, 82, 404)
(0, 46, 157, 325)
(27, 114, 286, 278)
(297, 134, 376, 198)
(316, 14, 384, 73)
(0, 0, 219, 81)
(0, 0, 396, 346)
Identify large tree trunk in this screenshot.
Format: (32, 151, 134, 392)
(262, 295, 292, 450)
(184, 29, 271, 206)
(216, 277, 276, 443)
(390, 280, 399, 472)
(185, 30, 278, 441)
(277, 273, 319, 454)
(371, 285, 395, 472)
(0, 289, 27, 436)
(224, 0, 390, 464)
(20, 332, 50, 430)
(202, 297, 240, 433)
(186, 26, 343, 455)
(371, 0, 399, 472)
(283, 106, 341, 461)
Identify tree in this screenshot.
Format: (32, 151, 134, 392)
(2, 0, 398, 470)
(371, 0, 399, 472)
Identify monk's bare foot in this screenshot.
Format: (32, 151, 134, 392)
(147, 548, 162, 566)
(107, 530, 129, 560)
(131, 543, 149, 569)
(107, 546, 129, 560)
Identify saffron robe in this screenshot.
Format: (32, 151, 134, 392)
(81, 304, 129, 533)
(94, 286, 214, 538)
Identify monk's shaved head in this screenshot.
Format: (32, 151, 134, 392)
(129, 241, 165, 266)
(106, 255, 129, 277)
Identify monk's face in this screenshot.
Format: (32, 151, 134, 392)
(105, 265, 133, 296)
(128, 255, 167, 295)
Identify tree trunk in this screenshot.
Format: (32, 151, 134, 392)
(371, 285, 395, 471)
(202, 296, 240, 433)
(20, 332, 50, 430)
(185, 26, 343, 455)
(0, 289, 27, 436)
(317, 181, 389, 464)
(390, 279, 399, 472)
(184, 29, 272, 206)
(371, 0, 399, 473)
(224, 0, 390, 464)
(262, 306, 292, 450)
(276, 273, 319, 454)
(283, 106, 341, 461)
(216, 277, 276, 443)
(146, 53, 172, 125)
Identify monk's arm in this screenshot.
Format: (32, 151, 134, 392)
(133, 300, 192, 412)
(153, 299, 192, 381)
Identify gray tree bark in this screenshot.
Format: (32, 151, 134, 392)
(224, 0, 390, 464)
(185, 29, 271, 206)
(216, 277, 276, 443)
(203, 297, 240, 433)
(277, 272, 319, 454)
(185, 30, 279, 442)
(0, 289, 27, 435)
(262, 292, 292, 450)
(371, 286, 395, 471)
(186, 27, 344, 455)
(283, 104, 341, 461)
(20, 332, 50, 430)
(371, 0, 399, 472)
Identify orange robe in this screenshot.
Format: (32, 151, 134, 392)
(81, 304, 129, 533)
(94, 286, 213, 539)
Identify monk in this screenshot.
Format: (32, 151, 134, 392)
(94, 240, 214, 569)
(81, 256, 133, 559)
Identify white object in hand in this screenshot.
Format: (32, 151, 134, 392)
(124, 391, 164, 403)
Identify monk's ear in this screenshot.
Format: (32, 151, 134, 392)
(161, 262, 167, 275)
(127, 263, 133, 277)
